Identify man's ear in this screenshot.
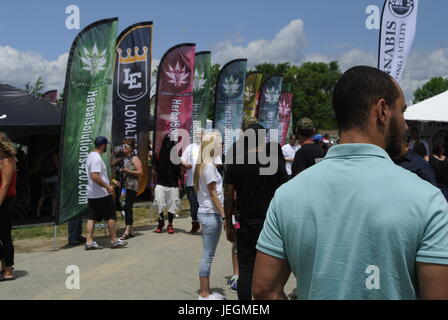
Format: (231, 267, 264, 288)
(376, 98, 389, 125)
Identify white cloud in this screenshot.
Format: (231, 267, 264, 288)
(0, 45, 161, 97)
(337, 49, 377, 71)
(304, 49, 377, 72)
(0, 45, 68, 94)
(212, 19, 307, 67)
(304, 47, 448, 103)
(3, 17, 448, 105)
(401, 48, 448, 103)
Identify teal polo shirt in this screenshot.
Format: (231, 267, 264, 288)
(257, 143, 448, 300)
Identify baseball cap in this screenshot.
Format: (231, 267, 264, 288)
(94, 136, 110, 146)
(313, 134, 323, 142)
(297, 117, 314, 130)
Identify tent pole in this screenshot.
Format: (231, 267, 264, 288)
(53, 225, 57, 251)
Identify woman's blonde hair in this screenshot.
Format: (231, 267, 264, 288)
(193, 131, 222, 192)
(0, 131, 16, 158)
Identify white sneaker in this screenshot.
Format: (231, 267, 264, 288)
(85, 241, 103, 250)
(198, 292, 225, 300)
(228, 275, 238, 284)
(111, 239, 128, 249)
(228, 276, 238, 293)
(212, 292, 225, 300)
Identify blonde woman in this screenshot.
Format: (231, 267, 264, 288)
(0, 132, 17, 281)
(194, 131, 226, 300)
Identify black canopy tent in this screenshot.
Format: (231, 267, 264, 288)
(0, 83, 61, 143)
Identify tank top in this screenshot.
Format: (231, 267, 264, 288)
(0, 164, 17, 197)
(123, 156, 139, 192)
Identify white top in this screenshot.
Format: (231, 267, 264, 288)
(282, 143, 300, 175)
(181, 143, 223, 187)
(197, 163, 223, 214)
(86, 151, 110, 199)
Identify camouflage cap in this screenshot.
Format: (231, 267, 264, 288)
(242, 115, 258, 130)
(297, 117, 314, 130)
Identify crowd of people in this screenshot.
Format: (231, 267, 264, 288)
(1, 65, 448, 298)
(0, 144, 61, 222)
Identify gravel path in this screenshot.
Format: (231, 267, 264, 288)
(0, 216, 295, 300)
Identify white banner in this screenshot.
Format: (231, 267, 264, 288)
(378, 0, 418, 84)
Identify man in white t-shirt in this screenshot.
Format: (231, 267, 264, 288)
(181, 130, 222, 233)
(84, 136, 128, 250)
(281, 134, 300, 178)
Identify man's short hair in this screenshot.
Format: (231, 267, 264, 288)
(296, 117, 315, 139)
(297, 128, 314, 139)
(332, 66, 400, 131)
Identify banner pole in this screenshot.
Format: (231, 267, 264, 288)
(53, 225, 57, 251)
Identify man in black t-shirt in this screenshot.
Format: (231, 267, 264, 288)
(291, 118, 326, 177)
(152, 134, 182, 234)
(224, 123, 288, 300)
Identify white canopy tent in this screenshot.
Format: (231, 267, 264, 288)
(404, 90, 448, 151)
(405, 90, 448, 122)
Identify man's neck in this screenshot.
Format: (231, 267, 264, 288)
(94, 148, 103, 154)
(338, 129, 385, 150)
(300, 138, 314, 146)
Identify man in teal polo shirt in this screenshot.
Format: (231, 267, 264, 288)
(253, 66, 448, 300)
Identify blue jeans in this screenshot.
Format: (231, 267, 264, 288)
(198, 212, 222, 277)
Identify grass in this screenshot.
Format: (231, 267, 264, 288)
(11, 199, 191, 252)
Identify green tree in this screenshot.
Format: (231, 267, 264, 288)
(252, 61, 341, 130)
(413, 77, 448, 103)
(253, 62, 292, 80)
(25, 76, 46, 97)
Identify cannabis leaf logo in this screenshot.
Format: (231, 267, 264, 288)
(193, 70, 207, 91)
(223, 75, 241, 97)
(165, 62, 190, 87)
(244, 84, 255, 101)
(265, 87, 280, 104)
(80, 44, 107, 75)
(279, 99, 290, 117)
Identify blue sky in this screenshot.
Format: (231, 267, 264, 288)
(1, 0, 448, 100)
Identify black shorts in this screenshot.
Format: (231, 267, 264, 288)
(41, 182, 57, 198)
(87, 195, 116, 222)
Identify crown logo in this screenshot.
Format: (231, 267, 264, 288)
(118, 46, 148, 64)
